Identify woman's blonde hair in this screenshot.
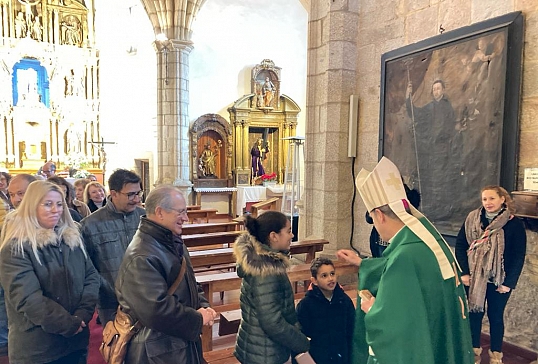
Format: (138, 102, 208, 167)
(83, 181, 105, 204)
(481, 185, 515, 214)
(0, 181, 82, 264)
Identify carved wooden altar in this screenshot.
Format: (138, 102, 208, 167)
(0, 0, 101, 175)
(228, 59, 300, 184)
(190, 113, 233, 188)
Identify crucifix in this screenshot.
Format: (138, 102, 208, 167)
(90, 138, 115, 182)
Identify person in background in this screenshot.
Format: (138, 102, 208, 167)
(337, 157, 473, 364)
(1, 174, 37, 362)
(296, 257, 355, 364)
(41, 162, 56, 179)
(7, 174, 37, 209)
(47, 176, 90, 219)
(233, 211, 310, 364)
(80, 169, 145, 324)
(87, 174, 97, 182)
(73, 179, 90, 202)
(455, 186, 526, 364)
(83, 181, 106, 213)
(116, 186, 217, 364)
(0, 173, 13, 210)
(0, 181, 99, 364)
(366, 183, 420, 257)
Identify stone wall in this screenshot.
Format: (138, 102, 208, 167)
(350, 0, 538, 352)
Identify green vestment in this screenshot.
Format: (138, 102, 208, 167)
(352, 219, 474, 364)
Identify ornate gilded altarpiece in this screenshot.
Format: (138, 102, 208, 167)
(0, 0, 102, 175)
(228, 59, 300, 184)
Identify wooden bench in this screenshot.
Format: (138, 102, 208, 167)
(198, 260, 358, 351)
(189, 239, 329, 270)
(250, 197, 280, 217)
(187, 205, 202, 210)
(203, 347, 239, 364)
(183, 231, 244, 249)
(182, 221, 242, 235)
(186, 208, 218, 223)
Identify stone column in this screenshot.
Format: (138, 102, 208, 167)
(304, 0, 360, 254)
(154, 39, 193, 196)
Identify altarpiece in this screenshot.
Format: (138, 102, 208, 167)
(0, 0, 101, 176)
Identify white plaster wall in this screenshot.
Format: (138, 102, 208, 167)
(93, 0, 308, 188)
(190, 0, 308, 136)
(93, 0, 157, 184)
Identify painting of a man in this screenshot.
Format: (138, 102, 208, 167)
(405, 79, 462, 222)
(381, 30, 508, 235)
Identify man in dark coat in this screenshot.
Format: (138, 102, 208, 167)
(115, 186, 217, 364)
(80, 169, 145, 324)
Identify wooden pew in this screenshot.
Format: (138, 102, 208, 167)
(198, 260, 358, 351)
(203, 347, 238, 364)
(250, 197, 280, 217)
(182, 231, 243, 249)
(182, 221, 241, 235)
(186, 208, 218, 223)
(187, 205, 202, 210)
(189, 239, 329, 270)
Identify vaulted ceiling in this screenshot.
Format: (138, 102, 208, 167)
(139, 0, 206, 41)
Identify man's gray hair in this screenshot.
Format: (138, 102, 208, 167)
(144, 185, 183, 215)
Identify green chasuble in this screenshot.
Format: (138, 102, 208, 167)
(352, 218, 474, 364)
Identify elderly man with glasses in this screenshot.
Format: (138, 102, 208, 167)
(80, 169, 145, 324)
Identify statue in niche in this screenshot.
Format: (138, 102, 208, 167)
(31, 16, 42, 41)
(199, 140, 222, 178)
(62, 15, 81, 46)
(255, 82, 264, 108)
(17, 68, 40, 106)
(262, 76, 276, 107)
(251, 138, 268, 178)
(15, 12, 27, 38)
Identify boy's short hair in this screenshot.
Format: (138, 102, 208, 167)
(310, 257, 335, 278)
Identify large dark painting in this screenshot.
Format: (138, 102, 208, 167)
(379, 12, 523, 236)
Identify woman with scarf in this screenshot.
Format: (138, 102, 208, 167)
(455, 186, 526, 364)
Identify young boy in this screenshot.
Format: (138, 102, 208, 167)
(296, 257, 356, 364)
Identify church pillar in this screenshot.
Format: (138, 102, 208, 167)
(154, 39, 193, 195)
(304, 1, 360, 253)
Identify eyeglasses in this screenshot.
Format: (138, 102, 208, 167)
(118, 190, 144, 200)
(166, 207, 188, 216)
(40, 201, 64, 211)
(42, 170, 55, 174)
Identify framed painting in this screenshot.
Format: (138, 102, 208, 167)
(379, 12, 523, 236)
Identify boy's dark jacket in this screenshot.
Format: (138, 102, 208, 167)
(296, 283, 356, 364)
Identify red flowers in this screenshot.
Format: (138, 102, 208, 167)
(260, 172, 277, 181)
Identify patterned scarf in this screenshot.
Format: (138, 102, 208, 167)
(464, 207, 510, 312)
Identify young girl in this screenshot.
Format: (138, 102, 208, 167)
(233, 211, 309, 364)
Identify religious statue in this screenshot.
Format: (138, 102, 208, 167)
(62, 16, 82, 46)
(199, 140, 222, 178)
(31, 16, 42, 41)
(262, 76, 276, 107)
(15, 12, 27, 38)
(251, 138, 268, 178)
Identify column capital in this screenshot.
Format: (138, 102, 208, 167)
(153, 39, 194, 54)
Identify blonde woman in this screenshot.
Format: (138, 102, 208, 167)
(456, 186, 526, 364)
(0, 181, 99, 364)
(83, 181, 106, 213)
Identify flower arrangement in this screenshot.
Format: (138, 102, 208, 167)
(73, 169, 90, 179)
(260, 172, 277, 182)
(64, 152, 89, 170)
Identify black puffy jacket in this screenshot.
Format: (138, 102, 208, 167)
(233, 233, 309, 364)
